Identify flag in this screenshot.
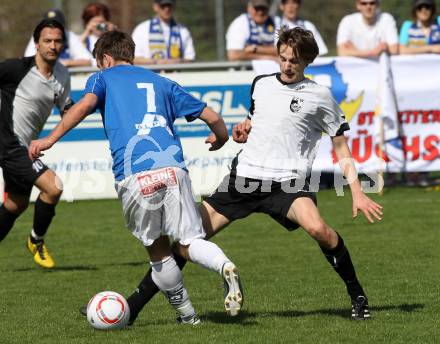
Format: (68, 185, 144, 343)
(375, 52, 404, 168)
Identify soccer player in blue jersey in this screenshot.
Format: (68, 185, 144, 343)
(29, 30, 243, 325)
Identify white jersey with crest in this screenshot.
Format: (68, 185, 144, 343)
(236, 74, 348, 182)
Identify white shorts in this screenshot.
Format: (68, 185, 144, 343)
(115, 167, 205, 247)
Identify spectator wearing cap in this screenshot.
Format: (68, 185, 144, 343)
(79, 3, 117, 55)
(132, 0, 195, 65)
(399, 0, 440, 54)
(274, 0, 328, 55)
(226, 0, 277, 61)
(337, 0, 399, 58)
(24, 9, 93, 67)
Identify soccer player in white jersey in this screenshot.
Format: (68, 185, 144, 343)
(0, 19, 73, 269)
(112, 26, 383, 324)
(209, 26, 382, 320)
(29, 30, 243, 325)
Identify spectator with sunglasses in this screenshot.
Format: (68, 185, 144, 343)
(226, 0, 278, 61)
(337, 0, 399, 58)
(399, 0, 440, 54)
(132, 0, 195, 65)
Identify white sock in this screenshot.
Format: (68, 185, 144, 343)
(151, 256, 195, 319)
(187, 238, 230, 274)
(31, 229, 44, 241)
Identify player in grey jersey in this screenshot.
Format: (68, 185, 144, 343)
(0, 19, 72, 269)
(80, 27, 382, 323)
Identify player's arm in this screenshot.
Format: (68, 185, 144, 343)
(199, 106, 229, 151)
(331, 135, 383, 223)
(29, 93, 98, 159)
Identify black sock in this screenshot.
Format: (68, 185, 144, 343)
(0, 206, 19, 242)
(33, 197, 56, 238)
(127, 253, 187, 322)
(320, 233, 366, 300)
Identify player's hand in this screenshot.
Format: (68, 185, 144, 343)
(28, 138, 54, 161)
(352, 192, 383, 223)
(232, 120, 251, 143)
(205, 133, 224, 151)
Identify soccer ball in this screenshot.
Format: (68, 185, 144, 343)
(86, 291, 130, 330)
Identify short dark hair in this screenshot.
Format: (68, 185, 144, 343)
(93, 30, 135, 64)
(276, 27, 319, 64)
(33, 19, 66, 44)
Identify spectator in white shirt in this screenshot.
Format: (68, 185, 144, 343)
(337, 0, 399, 58)
(226, 0, 277, 61)
(24, 9, 93, 67)
(275, 0, 328, 55)
(132, 0, 195, 65)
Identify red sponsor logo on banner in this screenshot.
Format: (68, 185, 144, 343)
(137, 168, 178, 196)
(331, 135, 440, 163)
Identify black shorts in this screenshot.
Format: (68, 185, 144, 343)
(0, 145, 48, 196)
(204, 172, 317, 231)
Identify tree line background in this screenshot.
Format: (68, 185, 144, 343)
(0, 0, 414, 62)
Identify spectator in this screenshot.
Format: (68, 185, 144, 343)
(275, 0, 328, 55)
(132, 0, 195, 65)
(226, 0, 277, 61)
(400, 0, 439, 187)
(337, 0, 399, 58)
(399, 0, 440, 54)
(24, 9, 93, 67)
(79, 3, 117, 55)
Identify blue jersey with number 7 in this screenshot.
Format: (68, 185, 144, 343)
(84, 65, 207, 181)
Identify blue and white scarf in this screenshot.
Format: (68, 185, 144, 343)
(148, 17, 183, 59)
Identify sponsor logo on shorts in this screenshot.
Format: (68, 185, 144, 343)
(137, 167, 177, 196)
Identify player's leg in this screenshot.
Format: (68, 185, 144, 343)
(287, 197, 370, 320)
(147, 235, 199, 325)
(169, 170, 244, 316)
(126, 172, 239, 324)
(175, 238, 243, 317)
(126, 169, 252, 323)
(27, 169, 63, 268)
(2, 147, 59, 267)
(0, 154, 32, 242)
(33, 169, 63, 237)
(0, 192, 29, 242)
(125, 200, 232, 323)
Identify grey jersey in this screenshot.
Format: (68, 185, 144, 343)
(236, 74, 349, 182)
(0, 56, 71, 148)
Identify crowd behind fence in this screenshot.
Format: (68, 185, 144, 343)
(0, 0, 415, 62)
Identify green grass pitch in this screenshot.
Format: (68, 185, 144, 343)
(0, 187, 439, 343)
